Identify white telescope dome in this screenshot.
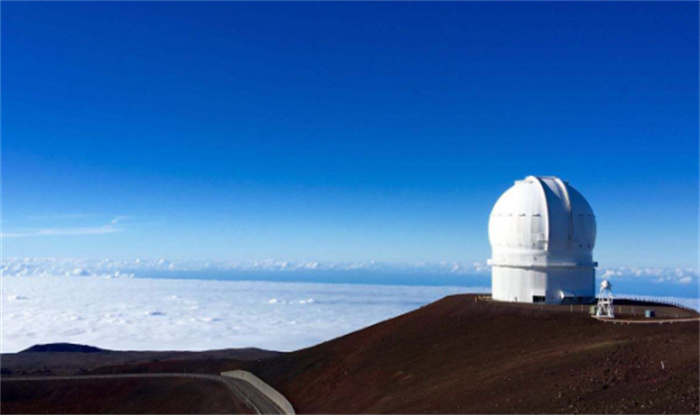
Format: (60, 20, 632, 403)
(488, 176, 597, 304)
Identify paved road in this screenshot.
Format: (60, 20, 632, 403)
(592, 316, 700, 324)
(221, 375, 286, 415)
(1, 373, 285, 415)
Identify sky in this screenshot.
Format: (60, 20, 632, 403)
(2, 2, 698, 271)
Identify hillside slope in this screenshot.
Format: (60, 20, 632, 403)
(251, 294, 699, 414)
(2, 347, 279, 377)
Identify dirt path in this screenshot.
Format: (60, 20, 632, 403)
(592, 317, 700, 324)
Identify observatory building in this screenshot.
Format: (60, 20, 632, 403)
(487, 176, 597, 304)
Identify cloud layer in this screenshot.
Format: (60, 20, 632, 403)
(2, 257, 697, 285)
(2, 258, 698, 353)
(1, 226, 121, 238)
(1, 275, 482, 353)
(1, 216, 128, 238)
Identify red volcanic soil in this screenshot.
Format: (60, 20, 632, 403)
(2, 295, 697, 414)
(250, 295, 699, 414)
(1, 348, 275, 414)
(2, 348, 279, 377)
(1, 377, 254, 414)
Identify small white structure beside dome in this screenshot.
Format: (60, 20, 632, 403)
(595, 279, 614, 318)
(487, 176, 597, 304)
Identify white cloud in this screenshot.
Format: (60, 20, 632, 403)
(2, 258, 698, 354)
(2, 215, 132, 239)
(2, 258, 698, 287)
(26, 214, 96, 220)
(598, 266, 698, 285)
(677, 276, 693, 285)
(0, 258, 134, 279)
(110, 216, 131, 225)
(1, 225, 121, 238)
(0, 257, 494, 275)
(2, 273, 697, 355)
(0, 275, 483, 353)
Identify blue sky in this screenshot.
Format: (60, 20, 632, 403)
(2, 2, 698, 270)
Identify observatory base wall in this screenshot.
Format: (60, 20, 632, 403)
(492, 266, 594, 304)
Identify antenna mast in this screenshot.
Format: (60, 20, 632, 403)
(595, 279, 614, 318)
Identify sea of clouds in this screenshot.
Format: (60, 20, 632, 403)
(1, 257, 698, 354)
(1, 275, 486, 353)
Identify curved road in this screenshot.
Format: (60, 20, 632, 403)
(1, 373, 285, 415)
(592, 316, 700, 324)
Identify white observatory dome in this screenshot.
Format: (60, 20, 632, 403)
(487, 176, 597, 304)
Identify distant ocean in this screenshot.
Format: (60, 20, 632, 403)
(130, 269, 699, 300)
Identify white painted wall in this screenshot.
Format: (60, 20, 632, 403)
(491, 266, 595, 303)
